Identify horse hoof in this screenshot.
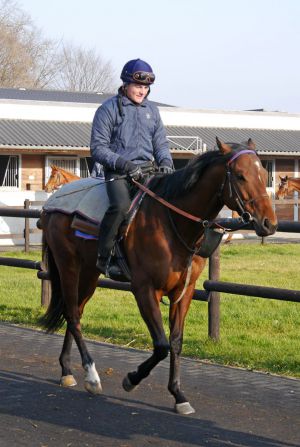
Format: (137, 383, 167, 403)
(84, 380, 102, 395)
(122, 375, 137, 392)
(175, 402, 195, 415)
(60, 375, 77, 387)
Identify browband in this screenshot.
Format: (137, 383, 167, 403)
(227, 149, 256, 165)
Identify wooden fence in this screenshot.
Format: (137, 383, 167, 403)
(0, 207, 299, 341)
(0, 199, 43, 252)
(0, 197, 299, 251)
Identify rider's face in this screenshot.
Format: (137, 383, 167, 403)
(126, 83, 149, 104)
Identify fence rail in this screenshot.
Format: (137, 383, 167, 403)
(0, 200, 42, 251)
(0, 207, 299, 340)
(1, 199, 300, 251)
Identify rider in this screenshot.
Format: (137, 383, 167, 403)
(90, 58, 174, 278)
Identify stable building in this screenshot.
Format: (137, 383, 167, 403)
(0, 87, 300, 222)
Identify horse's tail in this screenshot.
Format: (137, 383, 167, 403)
(38, 234, 65, 333)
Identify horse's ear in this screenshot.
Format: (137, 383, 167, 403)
(247, 138, 256, 151)
(216, 137, 232, 154)
(279, 176, 284, 181)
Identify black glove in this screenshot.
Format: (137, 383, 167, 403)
(158, 165, 174, 174)
(124, 161, 143, 181)
(128, 165, 143, 181)
(158, 158, 174, 174)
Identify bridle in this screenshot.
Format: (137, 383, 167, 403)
(219, 149, 269, 223)
(133, 148, 268, 254)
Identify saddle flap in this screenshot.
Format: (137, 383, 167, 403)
(71, 216, 99, 236)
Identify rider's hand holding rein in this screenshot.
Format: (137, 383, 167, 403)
(123, 161, 143, 181)
(90, 58, 173, 278)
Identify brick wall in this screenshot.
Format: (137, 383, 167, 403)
(21, 154, 45, 191)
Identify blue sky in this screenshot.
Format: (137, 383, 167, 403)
(20, 0, 300, 112)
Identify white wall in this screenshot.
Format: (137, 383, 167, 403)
(159, 107, 300, 130)
(1, 99, 300, 130)
(0, 190, 49, 247)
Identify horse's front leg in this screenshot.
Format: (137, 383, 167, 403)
(168, 285, 195, 415)
(122, 283, 169, 392)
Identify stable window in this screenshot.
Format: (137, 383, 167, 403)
(0, 155, 19, 187)
(261, 160, 273, 188)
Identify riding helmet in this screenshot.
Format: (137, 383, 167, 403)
(120, 59, 155, 85)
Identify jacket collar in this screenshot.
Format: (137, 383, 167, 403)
(120, 94, 148, 108)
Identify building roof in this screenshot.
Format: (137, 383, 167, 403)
(0, 119, 299, 155)
(0, 87, 173, 108)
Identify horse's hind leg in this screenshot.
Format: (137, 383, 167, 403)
(123, 284, 169, 391)
(57, 259, 101, 394)
(168, 286, 195, 415)
(59, 329, 77, 387)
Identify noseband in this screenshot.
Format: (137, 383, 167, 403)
(220, 149, 269, 222)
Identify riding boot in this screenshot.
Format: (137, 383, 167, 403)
(96, 174, 132, 279)
(96, 233, 124, 278)
(96, 253, 124, 279)
(96, 216, 125, 279)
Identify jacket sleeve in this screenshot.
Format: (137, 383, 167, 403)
(90, 101, 120, 170)
(152, 108, 173, 167)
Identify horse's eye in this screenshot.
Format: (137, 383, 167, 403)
(236, 174, 245, 181)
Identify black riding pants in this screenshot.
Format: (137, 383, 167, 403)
(98, 173, 136, 259)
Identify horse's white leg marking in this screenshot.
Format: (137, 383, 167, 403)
(84, 362, 102, 394)
(175, 402, 195, 415)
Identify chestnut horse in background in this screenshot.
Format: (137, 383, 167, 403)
(45, 165, 80, 192)
(39, 138, 277, 415)
(276, 175, 300, 199)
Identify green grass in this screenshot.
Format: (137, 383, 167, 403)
(0, 245, 299, 378)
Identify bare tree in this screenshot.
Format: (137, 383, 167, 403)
(0, 0, 62, 88)
(52, 43, 117, 93)
(0, 0, 117, 92)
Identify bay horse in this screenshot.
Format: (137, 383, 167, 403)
(45, 165, 80, 192)
(39, 138, 277, 415)
(276, 175, 300, 199)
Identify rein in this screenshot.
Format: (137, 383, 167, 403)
(132, 179, 206, 225)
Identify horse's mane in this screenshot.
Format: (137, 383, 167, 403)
(152, 143, 250, 200)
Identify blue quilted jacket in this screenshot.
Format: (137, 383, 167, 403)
(90, 94, 172, 171)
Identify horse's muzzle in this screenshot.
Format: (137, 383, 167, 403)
(253, 217, 278, 237)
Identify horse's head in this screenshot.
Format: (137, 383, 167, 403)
(44, 165, 80, 192)
(217, 137, 278, 237)
(276, 175, 289, 199)
(45, 165, 61, 192)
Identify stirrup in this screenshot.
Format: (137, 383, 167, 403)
(107, 263, 124, 279)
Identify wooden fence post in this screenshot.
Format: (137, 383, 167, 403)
(24, 199, 30, 253)
(208, 245, 220, 341)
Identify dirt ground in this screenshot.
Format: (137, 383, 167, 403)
(0, 322, 299, 447)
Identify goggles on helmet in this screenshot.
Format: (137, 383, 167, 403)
(132, 71, 155, 84)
